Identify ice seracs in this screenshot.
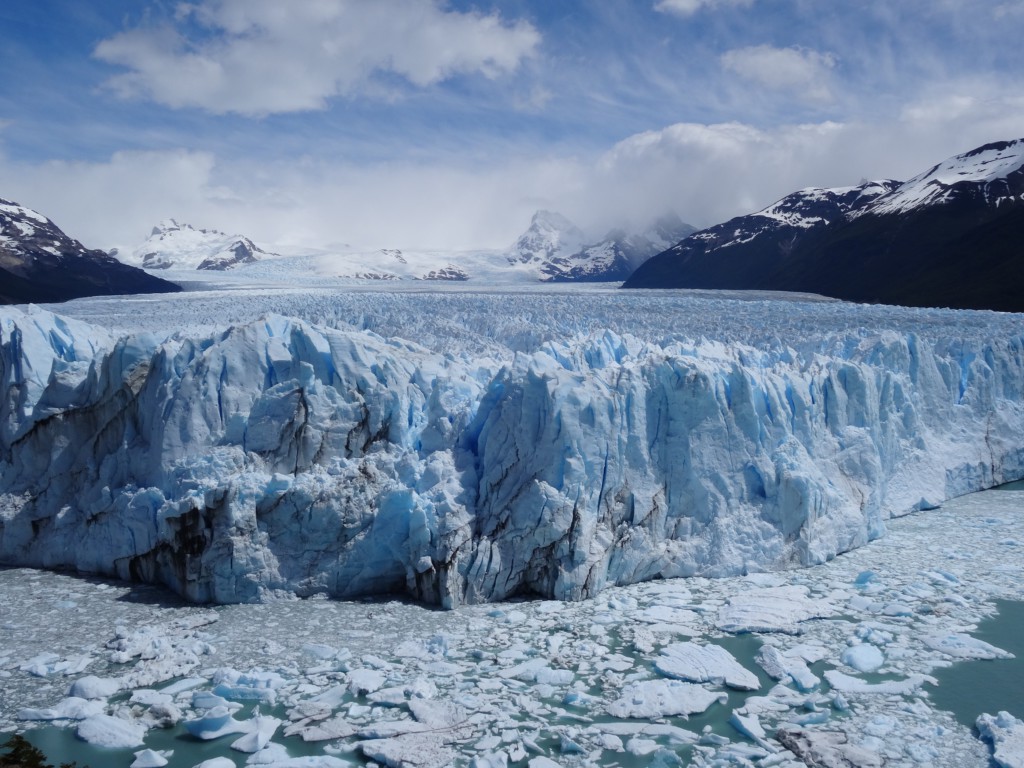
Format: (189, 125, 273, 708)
(2, 298, 1024, 607)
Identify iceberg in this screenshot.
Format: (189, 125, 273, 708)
(2, 301, 1024, 607)
(977, 711, 1024, 768)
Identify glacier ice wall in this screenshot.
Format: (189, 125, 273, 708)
(2, 304, 1023, 607)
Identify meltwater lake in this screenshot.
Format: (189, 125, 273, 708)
(3, 484, 1024, 767)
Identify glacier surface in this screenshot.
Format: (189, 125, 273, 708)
(2, 288, 1024, 607)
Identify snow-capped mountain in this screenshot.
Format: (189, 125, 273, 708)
(508, 210, 696, 282)
(507, 210, 586, 266)
(625, 139, 1024, 312)
(540, 213, 697, 282)
(129, 219, 277, 271)
(282, 211, 692, 284)
(0, 199, 180, 305)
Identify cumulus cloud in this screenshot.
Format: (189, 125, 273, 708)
(653, 0, 755, 16)
(4, 85, 1022, 253)
(94, 0, 540, 115)
(720, 45, 837, 102)
(589, 86, 1024, 229)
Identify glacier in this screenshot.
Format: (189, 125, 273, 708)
(2, 293, 1024, 607)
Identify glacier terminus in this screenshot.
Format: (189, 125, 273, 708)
(2, 288, 1023, 608)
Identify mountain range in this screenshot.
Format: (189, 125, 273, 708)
(624, 139, 1024, 313)
(0, 199, 180, 305)
(123, 219, 278, 271)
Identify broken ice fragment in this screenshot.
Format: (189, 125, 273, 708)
(655, 642, 760, 690)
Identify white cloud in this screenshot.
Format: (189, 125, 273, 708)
(653, 0, 754, 16)
(94, 0, 540, 115)
(720, 45, 837, 102)
(590, 86, 1024, 229)
(3, 85, 1022, 254)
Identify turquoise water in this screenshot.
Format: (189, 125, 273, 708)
(995, 479, 1024, 491)
(930, 600, 1024, 729)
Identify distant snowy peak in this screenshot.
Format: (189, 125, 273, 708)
(132, 219, 277, 271)
(507, 209, 696, 282)
(508, 210, 586, 265)
(860, 139, 1024, 218)
(0, 198, 180, 304)
(542, 212, 697, 282)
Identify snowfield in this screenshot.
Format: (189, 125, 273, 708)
(2, 283, 1023, 609)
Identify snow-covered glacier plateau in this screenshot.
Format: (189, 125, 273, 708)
(2, 285, 1024, 607)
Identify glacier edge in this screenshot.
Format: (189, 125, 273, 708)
(2, 304, 1023, 607)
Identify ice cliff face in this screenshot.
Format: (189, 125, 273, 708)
(2, 305, 1024, 607)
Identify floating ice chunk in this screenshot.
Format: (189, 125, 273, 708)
(607, 679, 722, 718)
(729, 712, 776, 752)
(17, 696, 104, 721)
(190, 759, 236, 768)
(184, 705, 250, 740)
(776, 728, 882, 767)
(230, 710, 281, 753)
(977, 711, 1024, 768)
(409, 698, 468, 729)
(840, 644, 885, 672)
(301, 643, 341, 660)
(823, 670, 935, 694)
(655, 642, 760, 690)
(472, 753, 509, 767)
(159, 677, 206, 695)
(19, 652, 91, 677)
(193, 691, 243, 711)
(528, 758, 562, 768)
(284, 714, 356, 742)
(213, 669, 285, 705)
(348, 668, 387, 696)
(130, 689, 174, 707)
(498, 658, 548, 681)
(716, 586, 833, 634)
(68, 675, 120, 700)
(923, 633, 1013, 659)
(360, 733, 459, 768)
(754, 645, 819, 691)
(77, 713, 147, 748)
(245, 741, 350, 766)
(131, 748, 171, 768)
(625, 736, 659, 755)
(535, 667, 574, 686)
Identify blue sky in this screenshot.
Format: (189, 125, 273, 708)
(2, 0, 1023, 251)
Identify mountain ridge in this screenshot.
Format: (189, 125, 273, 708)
(623, 139, 1024, 312)
(0, 199, 181, 305)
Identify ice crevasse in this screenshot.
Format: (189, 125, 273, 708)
(1, 304, 1023, 607)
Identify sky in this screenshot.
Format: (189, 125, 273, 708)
(1, 0, 1023, 253)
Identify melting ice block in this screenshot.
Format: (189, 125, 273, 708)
(977, 711, 1024, 768)
(183, 705, 249, 740)
(76, 713, 146, 748)
(607, 679, 723, 718)
(655, 642, 760, 690)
